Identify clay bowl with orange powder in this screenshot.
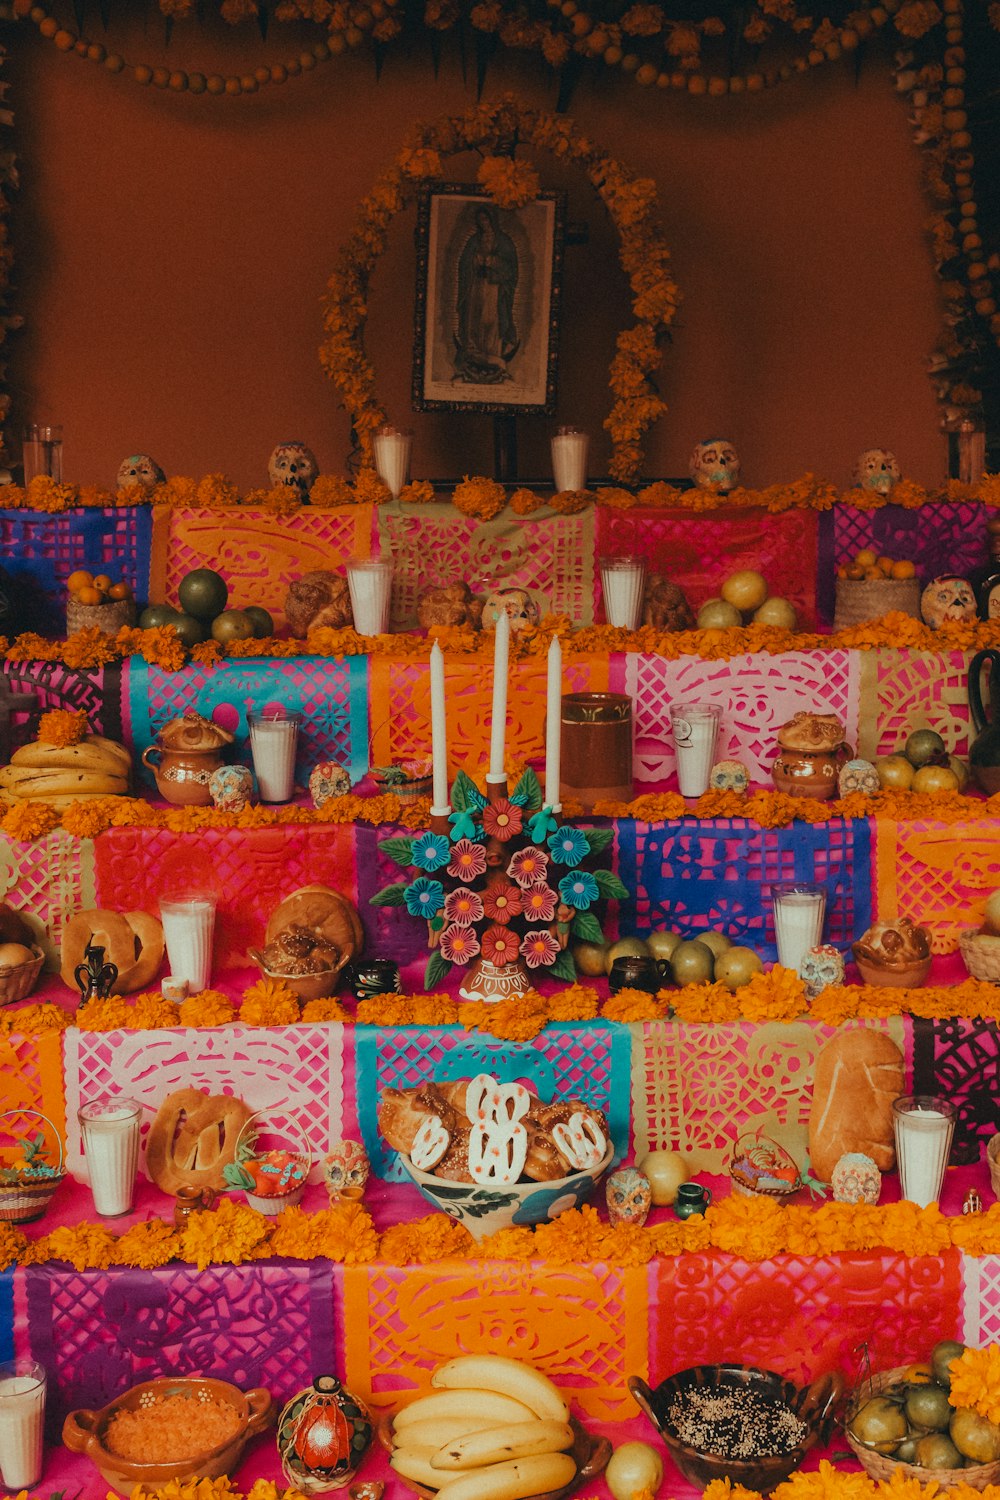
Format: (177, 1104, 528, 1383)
(63, 1375, 274, 1488)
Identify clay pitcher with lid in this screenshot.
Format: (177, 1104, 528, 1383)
(141, 711, 235, 806)
(968, 649, 1000, 794)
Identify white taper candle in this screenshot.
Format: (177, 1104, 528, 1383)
(545, 634, 562, 812)
(430, 640, 449, 812)
(488, 606, 510, 781)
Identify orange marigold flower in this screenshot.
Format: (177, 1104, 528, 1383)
(1, 801, 60, 841)
(179, 989, 237, 1027)
(452, 475, 507, 521)
(37, 708, 89, 746)
(241, 978, 301, 1026)
(380, 1214, 474, 1264)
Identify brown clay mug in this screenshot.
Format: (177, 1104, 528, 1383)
(608, 955, 666, 994)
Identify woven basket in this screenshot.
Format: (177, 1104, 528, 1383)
(231, 1111, 312, 1217)
(370, 768, 432, 803)
(0, 1109, 65, 1223)
(66, 598, 136, 635)
(833, 577, 920, 629)
(728, 1131, 801, 1202)
(959, 932, 1000, 983)
(0, 944, 45, 1007)
(846, 1366, 1000, 1491)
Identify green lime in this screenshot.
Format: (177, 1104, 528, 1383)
(950, 1407, 1000, 1463)
(713, 946, 764, 991)
(669, 939, 715, 986)
(138, 604, 179, 629)
(243, 605, 275, 639)
(850, 1396, 908, 1454)
(905, 729, 947, 768)
(932, 1339, 967, 1390)
(916, 1432, 963, 1469)
(698, 931, 732, 959)
(169, 612, 207, 648)
(178, 567, 228, 621)
(211, 609, 254, 644)
(905, 1382, 952, 1432)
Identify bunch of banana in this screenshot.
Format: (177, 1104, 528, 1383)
(0, 735, 132, 806)
(390, 1356, 576, 1500)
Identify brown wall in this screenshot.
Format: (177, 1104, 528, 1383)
(6, 15, 946, 491)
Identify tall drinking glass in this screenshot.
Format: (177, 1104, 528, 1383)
(599, 556, 646, 629)
(346, 560, 393, 636)
(669, 702, 722, 796)
(160, 895, 217, 989)
(772, 883, 826, 976)
(373, 426, 412, 499)
(0, 1359, 46, 1488)
(551, 427, 588, 492)
(892, 1094, 957, 1208)
(248, 712, 300, 803)
(22, 425, 62, 484)
(78, 1096, 142, 1217)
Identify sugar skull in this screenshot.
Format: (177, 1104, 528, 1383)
(710, 759, 750, 793)
(605, 1166, 652, 1228)
(920, 574, 977, 628)
(209, 764, 254, 812)
(323, 1139, 370, 1202)
(269, 441, 319, 498)
(831, 1152, 881, 1204)
(117, 453, 165, 494)
(309, 761, 352, 808)
(837, 758, 880, 798)
(799, 944, 845, 999)
(689, 439, 741, 492)
(481, 588, 540, 634)
(853, 448, 901, 492)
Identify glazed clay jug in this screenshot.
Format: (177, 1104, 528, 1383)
(141, 712, 235, 806)
(276, 1375, 373, 1493)
(968, 649, 1000, 794)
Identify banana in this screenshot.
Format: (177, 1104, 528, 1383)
(433, 1452, 577, 1500)
(431, 1356, 569, 1423)
(11, 736, 132, 774)
(391, 1447, 446, 1489)
(395, 1417, 508, 1451)
(0, 767, 129, 796)
(432, 1420, 575, 1471)
(394, 1390, 537, 1431)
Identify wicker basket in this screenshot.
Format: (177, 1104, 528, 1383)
(846, 1365, 1000, 1491)
(228, 1111, 312, 1216)
(370, 764, 433, 802)
(729, 1130, 802, 1202)
(833, 577, 920, 629)
(0, 943, 45, 1007)
(959, 932, 1000, 983)
(0, 1109, 65, 1223)
(66, 597, 136, 636)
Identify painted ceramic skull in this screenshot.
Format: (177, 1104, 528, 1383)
(831, 1152, 881, 1205)
(309, 761, 352, 808)
(322, 1139, 370, 1202)
(799, 944, 846, 999)
(117, 453, 165, 494)
(837, 758, 880, 798)
(853, 448, 901, 493)
(482, 588, 540, 634)
(268, 441, 319, 497)
(605, 1167, 652, 1228)
(920, 574, 977, 628)
(689, 439, 741, 492)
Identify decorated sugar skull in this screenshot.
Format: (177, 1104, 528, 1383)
(269, 441, 319, 498)
(831, 1151, 881, 1205)
(853, 448, 901, 493)
(689, 438, 741, 492)
(209, 764, 254, 813)
(605, 1166, 652, 1228)
(322, 1139, 370, 1202)
(920, 574, 977, 628)
(309, 761, 352, 808)
(799, 943, 845, 999)
(837, 758, 880, 798)
(482, 587, 540, 634)
(117, 453, 165, 494)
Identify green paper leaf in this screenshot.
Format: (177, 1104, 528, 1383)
(572, 911, 604, 944)
(425, 950, 452, 988)
(222, 1163, 255, 1191)
(510, 767, 542, 810)
(584, 828, 613, 855)
(451, 769, 481, 813)
(370, 882, 409, 907)
(546, 948, 577, 982)
(594, 869, 628, 901)
(378, 835, 416, 867)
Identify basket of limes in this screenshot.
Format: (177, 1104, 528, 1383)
(845, 1342, 1000, 1491)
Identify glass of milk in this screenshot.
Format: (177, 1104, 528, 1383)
(772, 883, 827, 975)
(77, 1095, 142, 1217)
(346, 559, 393, 636)
(248, 711, 300, 803)
(373, 426, 412, 499)
(599, 555, 646, 629)
(892, 1094, 957, 1208)
(160, 896, 217, 990)
(0, 1359, 46, 1488)
(669, 702, 723, 797)
(551, 426, 589, 492)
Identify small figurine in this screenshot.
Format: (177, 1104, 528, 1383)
(309, 761, 352, 808)
(481, 588, 540, 634)
(838, 758, 881, 798)
(117, 453, 165, 494)
(964, 1187, 983, 1215)
(689, 438, 741, 492)
(853, 448, 901, 493)
(269, 441, 319, 499)
(799, 944, 846, 999)
(831, 1152, 882, 1204)
(322, 1140, 370, 1202)
(209, 764, 254, 812)
(606, 1167, 652, 1228)
(920, 575, 978, 628)
(710, 759, 750, 793)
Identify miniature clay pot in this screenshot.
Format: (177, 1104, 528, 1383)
(276, 1375, 373, 1494)
(771, 747, 848, 801)
(142, 713, 234, 807)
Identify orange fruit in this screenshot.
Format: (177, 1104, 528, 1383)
(92, 574, 113, 593)
(863, 568, 883, 580)
(837, 565, 848, 579)
(892, 559, 916, 579)
(76, 585, 102, 605)
(877, 555, 894, 574)
(108, 581, 132, 600)
(855, 548, 877, 567)
(67, 569, 93, 592)
(846, 565, 865, 580)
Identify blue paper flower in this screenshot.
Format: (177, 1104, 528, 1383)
(558, 870, 599, 911)
(527, 807, 559, 844)
(411, 831, 451, 872)
(547, 825, 589, 867)
(403, 877, 445, 919)
(448, 807, 482, 843)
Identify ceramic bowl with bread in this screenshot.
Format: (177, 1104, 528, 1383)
(807, 1029, 905, 1185)
(852, 918, 932, 988)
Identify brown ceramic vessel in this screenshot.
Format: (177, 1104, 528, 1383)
(141, 713, 235, 806)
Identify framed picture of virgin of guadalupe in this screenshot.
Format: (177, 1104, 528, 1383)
(412, 184, 565, 415)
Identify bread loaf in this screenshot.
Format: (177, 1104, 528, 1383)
(808, 1029, 904, 1181)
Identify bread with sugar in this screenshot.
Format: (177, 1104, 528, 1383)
(808, 1029, 904, 1181)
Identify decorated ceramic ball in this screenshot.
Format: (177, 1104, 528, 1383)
(920, 575, 977, 629)
(209, 763, 254, 812)
(710, 759, 750, 793)
(310, 761, 352, 807)
(831, 1151, 882, 1204)
(799, 943, 846, 999)
(838, 758, 880, 798)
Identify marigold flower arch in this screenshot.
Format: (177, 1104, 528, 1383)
(319, 94, 680, 485)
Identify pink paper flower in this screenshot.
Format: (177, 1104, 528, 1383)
(520, 930, 560, 969)
(444, 887, 485, 927)
(508, 846, 550, 888)
(482, 878, 523, 921)
(482, 797, 524, 843)
(447, 838, 488, 881)
(522, 882, 557, 923)
(481, 924, 521, 965)
(439, 924, 481, 966)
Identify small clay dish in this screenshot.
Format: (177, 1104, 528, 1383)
(250, 954, 341, 1002)
(378, 1415, 610, 1500)
(851, 948, 932, 989)
(63, 1375, 274, 1489)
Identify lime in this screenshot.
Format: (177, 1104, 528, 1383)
(178, 567, 228, 621)
(572, 940, 608, 977)
(211, 609, 254, 644)
(603, 937, 650, 976)
(932, 1339, 967, 1390)
(669, 939, 715, 986)
(697, 598, 742, 630)
(905, 729, 947, 768)
(905, 1382, 953, 1432)
(713, 946, 764, 991)
(916, 1432, 963, 1469)
(169, 612, 207, 648)
(698, 931, 732, 959)
(951, 1407, 1000, 1464)
(138, 604, 179, 629)
(243, 605, 275, 639)
(850, 1396, 909, 1454)
(721, 569, 769, 612)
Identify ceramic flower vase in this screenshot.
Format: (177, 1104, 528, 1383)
(458, 955, 532, 1003)
(277, 1375, 373, 1493)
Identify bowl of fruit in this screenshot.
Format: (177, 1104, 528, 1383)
(845, 1341, 1000, 1490)
(833, 550, 920, 629)
(66, 570, 136, 634)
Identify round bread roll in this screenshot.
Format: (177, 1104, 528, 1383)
(0, 942, 37, 970)
(61, 908, 164, 995)
(777, 713, 845, 753)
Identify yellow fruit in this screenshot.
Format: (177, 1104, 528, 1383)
(645, 930, 682, 962)
(855, 549, 878, 567)
(697, 598, 742, 629)
(92, 574, 113, 593)
(638, 1150, 690, 1206)
(572, 940, 608, 977)
(670, 939, 715, 985)
(211, 609, 254, 643)
(902, 1363, 934, 1384)
(721, 569, 769, 612)
(912, 764, 960, 795)
(753, 596, 798, 629)
(850, 1396, 908, 1453)
(932, 1339, 967, 1390)
(603, 937, 650, 976)
(698, 931, 732, 958)
(916, 1432, 963, 1469)
(876, 755, 916, 790)
(846, 565, 865, 580)
(713, 946, 764, 991)
(950, 1407, 1000, 1464)
(108, 581, 132, 600)
(76, 585, 103, 605)
(877, 556, 894, 574)
(66, 569, 93, 593)
(892, 559, 917, 579)
(905, 1382, 952, 1432)
(983, 890, 1000, 935)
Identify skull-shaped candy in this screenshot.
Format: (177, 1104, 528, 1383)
(309, 761, 352, 808)
(605, 1166, 652, 1228)
(831, 1152, 881, 1205)
(853, 448, 901, 493)
(799, 944, 846, 999)
(689, 438, 741, 492)
(481, 588, 540, 634)
(117, 453, 165, 494)
(269, 441, 319, 498)
(322, 1139, 370, 1202)
(920, 574, 977, 628)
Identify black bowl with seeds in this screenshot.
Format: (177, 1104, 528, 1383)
(629, 1365, 843, 1492)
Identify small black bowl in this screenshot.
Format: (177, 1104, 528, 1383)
(629, 1364, 842, 1492)
(344, 959, 400, 1001)
(608, 955, 666, 994)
